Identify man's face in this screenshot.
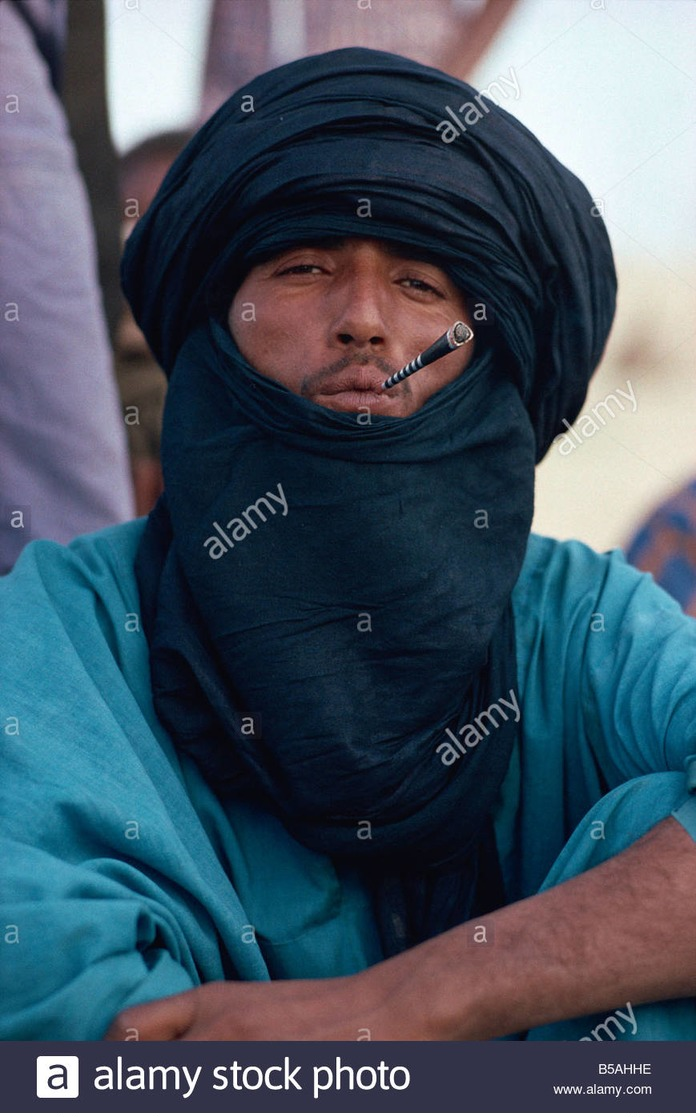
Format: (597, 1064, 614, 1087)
(227, 238, 475, 418)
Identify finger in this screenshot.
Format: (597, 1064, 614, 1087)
(103, 987, 199, 1040)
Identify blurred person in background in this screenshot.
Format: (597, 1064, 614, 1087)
(115, 131, 190, 515)
(0, 0, 133, 573)
(199, 0, 518, 121)
(625, 479, 696, 618)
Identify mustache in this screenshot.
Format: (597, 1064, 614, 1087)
(300, 352, 410, 397)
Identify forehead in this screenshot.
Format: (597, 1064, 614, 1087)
(259, 237, 449, 268)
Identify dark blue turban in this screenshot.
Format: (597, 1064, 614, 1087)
(123, 46, 615, 461)
(124, 48, 616, 962)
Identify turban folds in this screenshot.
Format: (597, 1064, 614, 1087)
(123, 49, 616, 961)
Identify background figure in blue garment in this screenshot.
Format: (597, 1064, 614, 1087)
(1, 49, 696, 1041)
(626, 477, 696, 619)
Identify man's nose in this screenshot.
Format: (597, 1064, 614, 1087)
(330, 273, 387, 348)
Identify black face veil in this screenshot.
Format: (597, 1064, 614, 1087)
(123, 48, 617, 961)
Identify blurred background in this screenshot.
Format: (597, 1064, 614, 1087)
(2, 0, 695, 596)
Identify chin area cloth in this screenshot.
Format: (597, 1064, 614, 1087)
(122, 48, 617, 958)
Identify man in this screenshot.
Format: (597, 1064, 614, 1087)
(1, 49, 695, 1042)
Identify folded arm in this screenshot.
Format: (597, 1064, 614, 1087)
(105, 814, 696, 1040)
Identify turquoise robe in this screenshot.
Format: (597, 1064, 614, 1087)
(1, 521, 695, 1039)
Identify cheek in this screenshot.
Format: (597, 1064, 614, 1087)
(227, 299, 304, 387)
(412, 343, 473, 405)
(227, 315, 260, 376)
(228, 297, 264, 357)
(230, 295, 293, 346)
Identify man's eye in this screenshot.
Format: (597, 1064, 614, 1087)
(278, 264, 323, 275)
(400, 277, 443, 295)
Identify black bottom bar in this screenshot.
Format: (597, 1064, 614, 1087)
(6, 1039, 693, 1113)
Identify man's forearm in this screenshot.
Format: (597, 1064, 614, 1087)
(106, 815, 696, 1041)
(375, 816, 696, 1040)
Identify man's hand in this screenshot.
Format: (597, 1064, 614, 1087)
(103, 968, 430, 1041)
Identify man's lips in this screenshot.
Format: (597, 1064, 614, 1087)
(317, 370, 389, 396)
